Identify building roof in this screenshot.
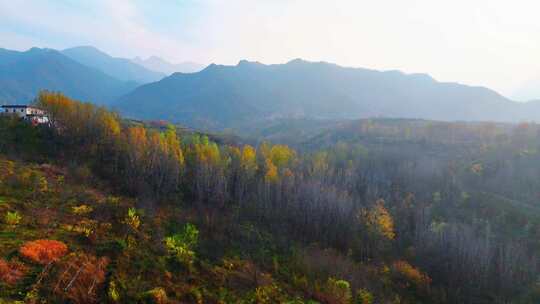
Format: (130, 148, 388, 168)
(1, 104, 43, 109)
(2, 104, 29, 108)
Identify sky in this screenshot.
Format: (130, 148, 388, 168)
(1, 0, 539, 100)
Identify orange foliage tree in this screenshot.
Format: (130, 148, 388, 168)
(19, 239, 68, 264)
(391, 260, 432, 296)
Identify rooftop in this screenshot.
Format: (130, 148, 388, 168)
(1, 104, 41, 109)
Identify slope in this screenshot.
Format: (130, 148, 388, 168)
(0, 48, 137, 105)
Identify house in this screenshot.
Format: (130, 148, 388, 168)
(1, 104, 50, 124)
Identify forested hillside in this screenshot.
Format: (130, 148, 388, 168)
(0, 92, 539, 303)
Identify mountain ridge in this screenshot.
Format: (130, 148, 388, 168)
(116, 58, 532, 129)
(62, 46, 165, 84)
(0, 47, 137, 105)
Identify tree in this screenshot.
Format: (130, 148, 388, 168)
(362, 199, 395, 240)
(356, 199, 395, 261)
(264, 158, 279, 183)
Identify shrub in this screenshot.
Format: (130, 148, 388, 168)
(124, 207, 140, 230)
(72, 165, 92, 183)
(253, 284, 286, 303)
(318, 277, 352, 304)
(67, 219, 98, 238)
(0, 158, 15, 182)
(37, 175, 48, 193)
(27, 171, 48, 193)
(186, 287, 203, 304)
(4, 211, 21, 226)
(71, 204, 93, 215)
(19, 239, 68, 264)
(355, 288, 374, 304)
(0, 258, 27, 285)
(139, 287, 168, 304)
(165, 223, 199, 270)
(48, 253, 109, 304)
(108, 280, 121, 302)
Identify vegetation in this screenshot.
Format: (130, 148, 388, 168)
(0, 91, 538, 303)
(165, 223, 199, 271)
(4, 211, 21, 227)
(19, 240, 68, 265)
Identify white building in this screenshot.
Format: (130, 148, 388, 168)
(1, 105, 49, 124)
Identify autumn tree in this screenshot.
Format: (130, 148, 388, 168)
(356, 199, 395, 261)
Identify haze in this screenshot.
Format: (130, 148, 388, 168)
(1, 0, 539, 100)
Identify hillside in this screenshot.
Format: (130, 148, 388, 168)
(62, 46, 165, 84)
(0, 48, 137, 105)
(0, 155, 323, 302)
(116, 59, 538, 130)
(0, 92, 538, 303)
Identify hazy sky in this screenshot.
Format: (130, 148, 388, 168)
(1, 0, 539, 100)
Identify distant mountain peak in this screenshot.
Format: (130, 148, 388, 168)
(287, 58, 308, 65)
(199, 63, 221, 73)
(237, 59, 251, 65)
(63, 45, 108, 56)
(62, 45, 164, 84)
(237, 60, 265, 68)
(132, 56, 204, 74)
(27, 47, 55, 53)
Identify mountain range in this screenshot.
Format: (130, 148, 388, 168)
(1, 46, 539, 128)
(116, 59, 540, 129)
(0, 46, 200, 105)
(0, 47, 138, 105)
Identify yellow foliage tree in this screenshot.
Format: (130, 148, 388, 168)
(310, 151, 329, 175)
(163, 125, 184, 166)
(362, 199, 395, 240)
(264, 159, 279, 183)
(269, 145, 296, 168)
(240, 145, 257, 174)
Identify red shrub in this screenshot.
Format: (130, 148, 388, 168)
(19, 239, 68, 264)
(50, 253, 110, 304)
(0, 258, 27, 285)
